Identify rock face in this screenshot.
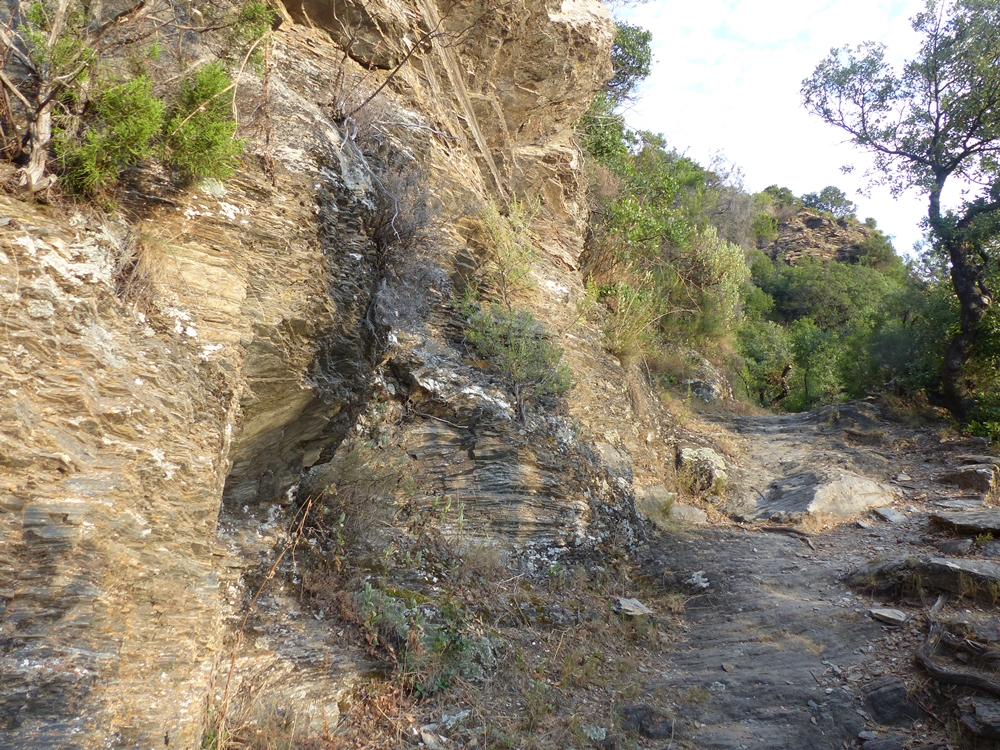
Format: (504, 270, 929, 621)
(0, 0, 652, 745)
(763, 208, 871, 265)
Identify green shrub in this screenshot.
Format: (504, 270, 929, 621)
(56, 76, 165, 194)
(166, 63, 242, 179)
(751, 212, 779, 244)
(465, 303, 573, 419)
(476, 197, 537, 309)
(598, 274, 666, 359)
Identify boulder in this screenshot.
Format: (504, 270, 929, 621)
(931, 510, 1000, 535)
(745, 469, 895, 521)
(849, 556, 1000, 602)
(634, 485, 677, 522)
(936, 464, 998, 495)
(862, 676, 922, 726)
(670, 503, 708, 525)
(676, 447, 728, 494)
(680, 350, 733, 403)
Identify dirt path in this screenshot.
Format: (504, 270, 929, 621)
(636, 402, 999, 750)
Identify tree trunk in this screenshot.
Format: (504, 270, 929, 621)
(940, 237, 990, 420)
(22, 91, 53, 193)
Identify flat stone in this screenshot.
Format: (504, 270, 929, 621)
(894, 472, 911, 482)
(936, 464, 997, 494)
(746, 469, 896, 521)
(670, 503, 708, 525)
(721, 662, 736, 672)
(857, 519, 874, 529)
(850, 557, 1000, 603)
(614, 598, 654, 617)
(863, 676, 922, 726)
(937, 538, 973, 556)
(870, 608, 907, 626)
(617, 705, 675, 739)
(933, 497, 984, 510)
(873, 507, 906, 524)
(931, 510, 1000, 535)
(961, 697, 1000, 739)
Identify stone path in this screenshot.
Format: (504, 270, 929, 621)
(636, 402, 999, 749)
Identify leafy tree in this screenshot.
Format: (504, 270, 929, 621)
(762, 185, 798, 207)
(801, 185, 857, 218)
(736, 319, 792, 403)
(606, 22, 652, 107)
(789, 318, 840, 408)
(577, 21, 651, 172)
(802, 0, 1000, 418)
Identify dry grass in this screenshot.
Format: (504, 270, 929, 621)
(203, 676, 319, 750)
(325, 551, 689, 750)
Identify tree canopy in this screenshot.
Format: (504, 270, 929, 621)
(803, 0, 1000, 419)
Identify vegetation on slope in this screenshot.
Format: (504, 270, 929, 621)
(0, 0, 274, 196)
(577, 8, 1000, 441)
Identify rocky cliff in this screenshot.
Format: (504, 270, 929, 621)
(0, 1, 683, 746)
(763, 207, 871, 265)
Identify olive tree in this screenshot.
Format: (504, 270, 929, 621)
(802, 0, 1000, 418)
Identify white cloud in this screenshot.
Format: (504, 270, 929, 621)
(618, 0, 930, 254)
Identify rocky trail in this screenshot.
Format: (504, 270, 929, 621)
(628, 402, 1000, 749)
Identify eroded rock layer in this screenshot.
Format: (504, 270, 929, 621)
(0, 0, 672, 746)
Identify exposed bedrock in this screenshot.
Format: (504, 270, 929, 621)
(0, 0, 649, 746)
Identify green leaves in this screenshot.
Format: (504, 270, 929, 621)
(464, 303, 573, 417)
(606, 22, 652, 108)
(56, 77, 165, 195)
(166, 64, 242, 180)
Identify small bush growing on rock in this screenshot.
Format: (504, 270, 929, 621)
(465, 302, 573, 420)
(166, 63, 243, 180)
(474, 197, 538, 310)
(55, 76, 165, 195)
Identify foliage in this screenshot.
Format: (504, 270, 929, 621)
(576, 20, 651, 173)
(802, 0, 1000, 419)
(762, 185, 798, 207)
(55, 76, 165, 194)
(598, 272, 667, 358)
(736, 319, 792, 403)
(801, 185, 857, 218)
(475, 198, 538, 310)
(166, 64, 243, 180)
(606, 22, 652, 107)
(465, 303, 573, 417)
(1, 0, 261, 194)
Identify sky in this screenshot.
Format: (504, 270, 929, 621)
(616, 0, 930, 256)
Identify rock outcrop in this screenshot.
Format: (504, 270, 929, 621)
(0, 0, 675, 746)
(763, 208, 871, 265)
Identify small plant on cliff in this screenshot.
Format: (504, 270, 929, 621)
(474, 197, 538, 310)
(461, 197, 572, 420)
(54, 76, 165, 195)
(465, 303, 573, 419)
(0, 0, 267, 194)
(166, 64, 243, 180)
